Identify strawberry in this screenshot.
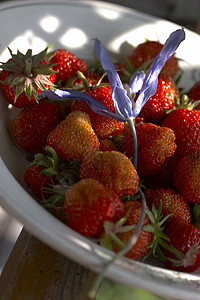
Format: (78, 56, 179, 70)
(138, 74, 180, 124)
(128, 40, 179, 78)
(114, 62, 127, 78)
(162, 222, 200, 272)
(187, 81, 200, 110)
(70, 98, 90, 114)
(162, 108, 200, 156)
(71, 85, 124, 139)
(99, 139, 119, 152)
(64, 178, 124, 237)
(24, 164, 55, 200)
(24, 145, 80, 206)
(0, 48, 55, 108)
(142, 159, 174, 188)
(12, 103, 63, 154)
(47, 111, 100, 164)
(110, 200, 152, 260)
(144, 187, 191, 224)
(80, 151, 139, 198)
(121, 123, 177, 177)
(173, 153, 200, 203)
(50, 48, 87, 84)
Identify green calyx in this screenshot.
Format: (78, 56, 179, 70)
(0, 46, 57, 102)
(118, 59, 152, 83)
(142, 201, 199, 268)
(101, 208, 136, 250)
(165, 94, 200, 115)
(121, 181, 145, 202)
(31, 146, 80, 207)
(166, 242, 199, 268)
(61, 70, 108, 92)
(142, 201, 172, 262)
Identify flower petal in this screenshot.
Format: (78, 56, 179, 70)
(129, 70, 145, 93)
(112, 86, 132, 119)
(133, 28, 185, 117)
(37, 89, 125, 122)
(94, 38, 132, 119)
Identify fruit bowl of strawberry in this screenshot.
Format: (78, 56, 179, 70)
(0, 1, 200, 299)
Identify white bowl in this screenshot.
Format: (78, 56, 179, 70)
(0, 1, 200, 299)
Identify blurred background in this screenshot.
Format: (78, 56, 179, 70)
(98, 0, 200, 32)
(0, 0, 199, 299)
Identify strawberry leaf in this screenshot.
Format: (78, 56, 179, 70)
(32, 47, 48, 65)
(15, 85, 24, 102)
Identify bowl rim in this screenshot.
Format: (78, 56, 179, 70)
(0, 1, 200, 299)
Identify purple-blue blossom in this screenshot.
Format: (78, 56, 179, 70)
(38, 28, 185, 122)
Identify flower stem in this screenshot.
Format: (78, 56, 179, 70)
(88, 118, 147, 299)
(126, 116, 137, 169)
(88, 189, 147, 299)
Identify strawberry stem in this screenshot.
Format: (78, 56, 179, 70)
(45, 146, 59, 172)
(25, 58, 33, 76)
(77, 71, 89, 90)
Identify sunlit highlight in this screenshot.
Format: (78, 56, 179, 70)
(40, 15, 60, 33)
(68, 234, 93, 251)
(60, 28, 87, 48)
(97, 8, 120, 20)
(0, 30, 46, 62)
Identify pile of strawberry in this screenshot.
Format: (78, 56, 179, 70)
(1, 39, 200, 274)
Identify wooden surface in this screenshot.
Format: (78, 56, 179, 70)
(0, 229, 97, 300)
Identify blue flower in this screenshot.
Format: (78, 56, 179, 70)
(37, 28, 186, 274)
(38, 28, 185, 122)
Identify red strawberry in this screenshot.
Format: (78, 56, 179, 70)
(138, 75, 180, 124)
(187, 81, 200, 110)
(50, 48, 87, 84)
(71, 85, 124, 139)
(111, 200, 152, 260)
(173, 153, 200, 203)
(128, 40, 179, 78)
(80, 151, 139, 198)
(47, 111, 100, 164)
(0, 48, 55, 108)
(70, 98, 89, 114)
(24, 164, 54, 200)
(144, 187, 191, 224)
(24, 145, 80, 204)
(142, 159, 174, 188)
(64, 178, 124, 237)
(12, 103, 63, 154)
(162, 108, 200, 156)
(115, 62, 127, 77)
(121, 123, 177, 177)
(99, 139, 119, 152)
(162, 222, 200, 272)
